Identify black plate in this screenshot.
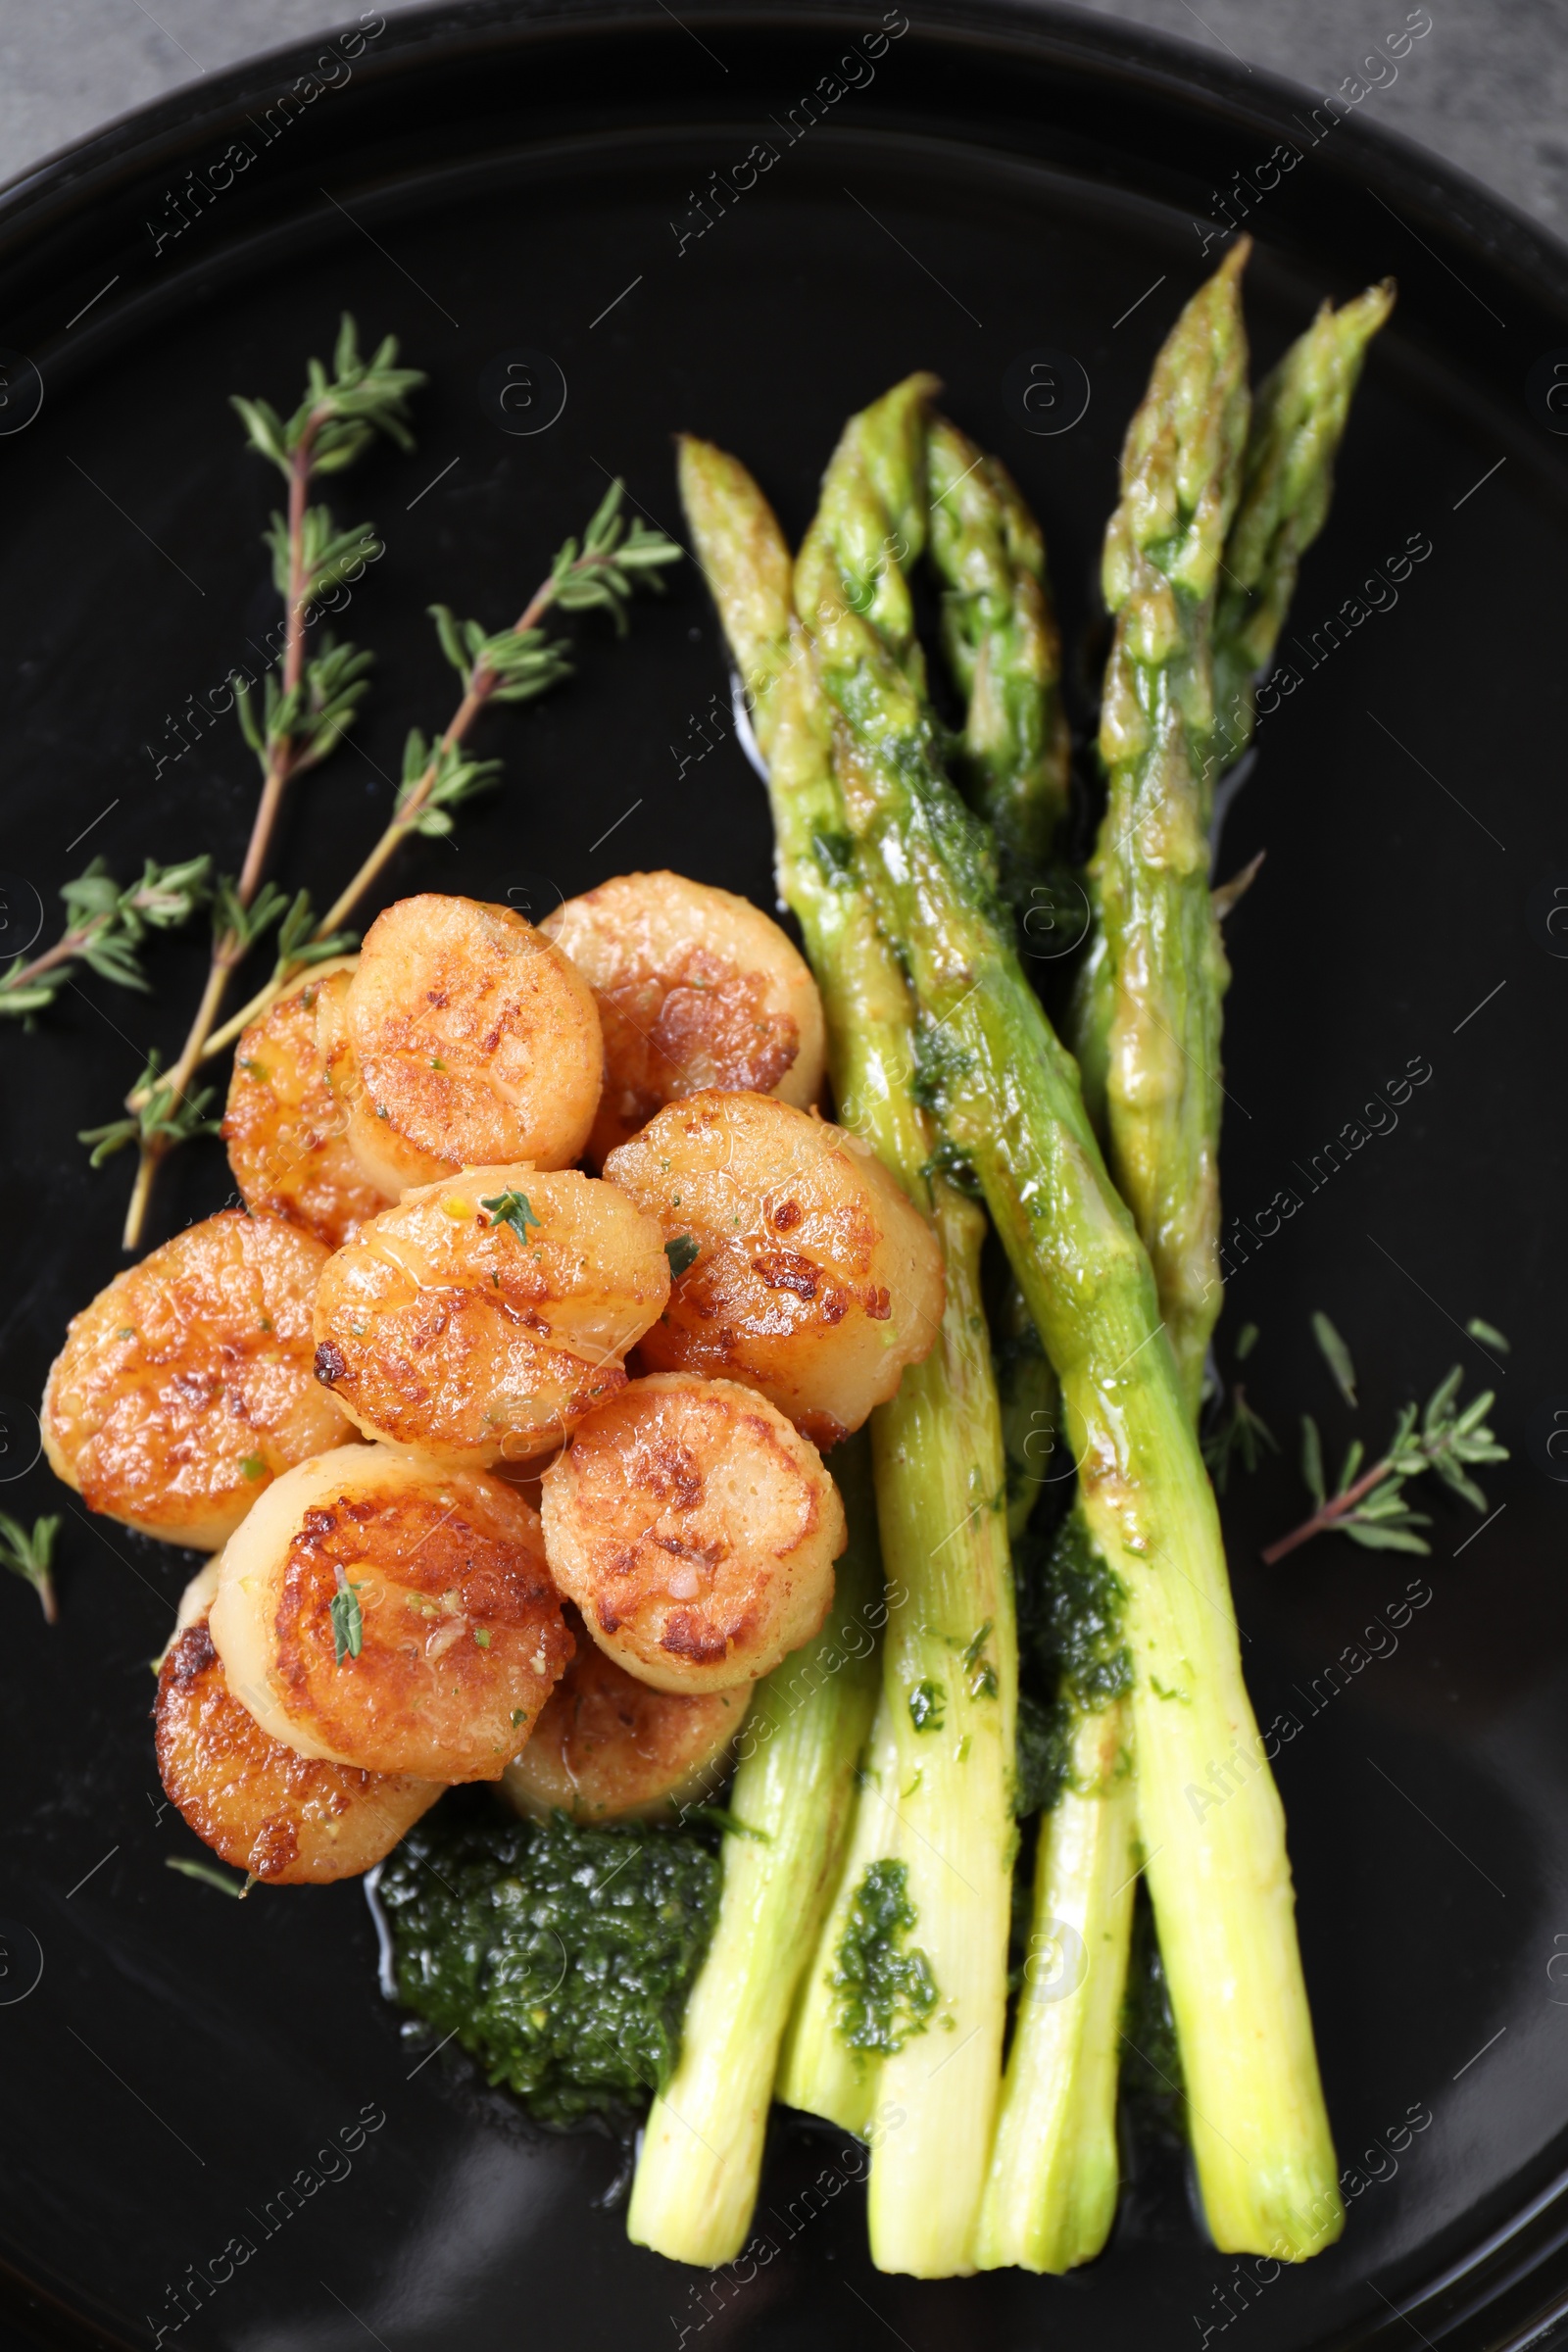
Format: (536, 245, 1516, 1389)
(3, 4, 1568, 2345)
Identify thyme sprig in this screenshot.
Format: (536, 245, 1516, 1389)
(79, 1049, 219, 1166)
(1262, 1364, 1507, 1563)
(201, 479, 681, 1054)
(117, 316, 423, 1251)
(1202, 1384, 1278, 1494)
(0, 857, 210, 1021)
(0, 1511, 60, 1623)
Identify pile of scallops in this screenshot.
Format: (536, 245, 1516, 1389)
(42, 877, 945, 1883)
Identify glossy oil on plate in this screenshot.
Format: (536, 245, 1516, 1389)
(2, 4, 1567, 2346)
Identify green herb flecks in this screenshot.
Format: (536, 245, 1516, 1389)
(664, 1234, 701, 1279)
(481, 1190, 542, 1243)
(379, 1800, 720, 2125)
(330, 1572, 365, 1663)
(830, 1858, 939, 2058)
(907, 1679, 947, 1733)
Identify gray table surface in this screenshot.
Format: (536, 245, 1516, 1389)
(2, 0, 1566, 238)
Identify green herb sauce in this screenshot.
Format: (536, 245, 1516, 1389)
(378, 1800, 719, 2125)
(830, 1858, 938, 2056)
(1012, 1507, 1132, 1816)
(906, 1678, 947, 1733)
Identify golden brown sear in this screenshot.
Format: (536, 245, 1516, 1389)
(503, 1604, 748, 1822)
(310, 1164, 670, 1467)
(337, 894, 604, 1195)
(221, 961, 391, 1249)
(540, 1372, 844, 1693)
(210, 1443, 574, 1781)
(41, 1209, 357, 1550)
(603, 1090, 945, 1448)
(544, 871, 825, 1163)
(156, 1615, 441, 1884)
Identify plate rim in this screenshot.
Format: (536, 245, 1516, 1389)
(0, 6, 1565, 2348)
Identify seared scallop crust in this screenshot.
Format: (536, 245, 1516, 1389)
(540, 1372, 844, 1694)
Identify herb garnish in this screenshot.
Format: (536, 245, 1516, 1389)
(1310, 1310, 1358, 1407)
(199, 478, 681, 1060)
(1, 858, 209, 1025)
(110, 317, 421, 1249)
(0, 1512, 60, 1623)
(664, 1233, 700, 1278)
(166, 1854, 248, 1898)
(330, 1570, 365, 1663)
(1263, 1363, 1507, 1563)
(907, 1678, 946, 1732)
(481, 1190, 542, 1242)
(1202, 1384, 1279, 1494)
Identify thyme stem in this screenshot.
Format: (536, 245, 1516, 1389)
(121, 421, 320, 1249)
(1258, 1455, 1393, 1565)
(200, 567, 576, 1059)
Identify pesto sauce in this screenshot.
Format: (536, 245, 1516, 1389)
(1119, 1880, 1188, 2149)
(831, 1859, 938, 2056)
(378, 1798, 718, 2126)
(906, 1678, 946, 1733)
(1012, 1507, 1132, 1816)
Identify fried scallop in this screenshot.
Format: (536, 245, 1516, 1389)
(334, 894, 604, 1196)
(540, 1373, 844, 1694)
(603, 1090, 945, 1448)
(156, 1611, 441, 1885)
(221, 960, 392, 1249)
(41, 1209, 357, 1550)
(311, 1165, 670, 1468)
(544, 870, 825, 1163)
(503, 1604, 748, 1822)
(209, 1442, 573, 1782)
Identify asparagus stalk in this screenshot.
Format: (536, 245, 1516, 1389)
(923, 414, 1147, 2272)
(859, 1180, 1015, 2277)
(1086, 245, 1252, 1416)
(978, 1697, 1138, 2270)
(993, 1277, 1059, 1543)
(796, 371, 1341, 2262)
(775, 1684, 902, 2135)
(927, 415, 1071, 898)
(1210, 280, 1396, 777)
(627, 1434, 882, 2266)
(1069, 276, 1394, 1287)
(679, 429, 1018, 2278)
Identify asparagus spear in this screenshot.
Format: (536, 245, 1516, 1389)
(923, 416, 1147, 2271)
(927, 415, 1071, 899)
(796, 370, 1342, 2263)
(1086, 244, 1252, 1417)
(679, 429, 1018, 2278)
(1070, 276, 1394, 1279)
(978, 1692, 1138, 2271)
(1210, 280, 1396, 778)
(776, 1683, 902, 2135)
(627, 1434, 882, 2267)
